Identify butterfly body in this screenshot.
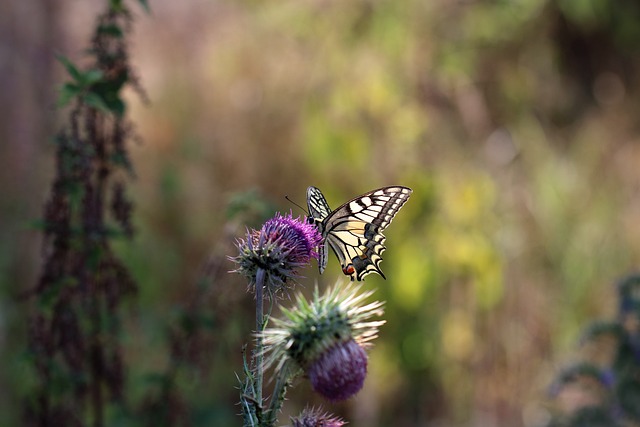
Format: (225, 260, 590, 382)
(307, 186, 412, 281)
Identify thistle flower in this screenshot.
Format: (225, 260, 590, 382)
(231, 212, 322, 297)
(290, 406, 346, 427)
(261, 281, 385, 401)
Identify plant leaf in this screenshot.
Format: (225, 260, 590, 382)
(97, 23, 124, 38)
(58, 82, 81, 107)
(137, 0, 151, 14)
(82, 69, 104, 86)
(56, 55, 83, 82)
(83, 92, 110, 113)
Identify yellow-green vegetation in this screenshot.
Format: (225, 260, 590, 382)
(4, 0, 640, 425)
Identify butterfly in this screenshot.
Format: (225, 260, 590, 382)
(306, 186, 412, 281)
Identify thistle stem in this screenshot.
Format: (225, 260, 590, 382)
(266, 361, 296, 426)
(255, 268, 266, 409)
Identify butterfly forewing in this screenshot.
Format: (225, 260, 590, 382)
(306, 186, 412, 281)
(307, 186, 332, 221)
(306, 186, 332, 274)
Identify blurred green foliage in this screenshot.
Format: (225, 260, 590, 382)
(3, 0, 640, 426)
(545, 275, 640, 426)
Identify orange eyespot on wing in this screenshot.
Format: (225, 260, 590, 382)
(342, 264, 356, 276)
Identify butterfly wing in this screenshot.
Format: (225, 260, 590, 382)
(306, 186, 332, 274)
(310, 186, 412, 281)
(307, 186, 332, 220)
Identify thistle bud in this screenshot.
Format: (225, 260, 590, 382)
(261, 281, 385, 401)
(291, 406, 346, 427)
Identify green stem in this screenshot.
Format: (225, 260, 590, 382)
(255, 268, 266, 410)
(266, 361, 297, 426)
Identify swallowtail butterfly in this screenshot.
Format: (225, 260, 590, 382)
(307, 186, 412, 281)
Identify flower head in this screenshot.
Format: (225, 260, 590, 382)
(231, 212, 322, 297)
(260, 281, 385, 401)
(290, 406, 346, 427)
(308, 338, 368, 401)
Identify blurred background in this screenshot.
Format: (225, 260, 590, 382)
(3, 0, 640, 426)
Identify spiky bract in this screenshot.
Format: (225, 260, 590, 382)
(260, 281, 385, 400)
(231, 212, 322, 297)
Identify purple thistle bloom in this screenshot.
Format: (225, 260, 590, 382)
(291, 406, 347, 427)
(231, 212, 322, 297)
(308, 339, 368, 401)
(262, 213, 322, 263)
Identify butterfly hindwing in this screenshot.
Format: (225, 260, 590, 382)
(306, 186, 412, 281)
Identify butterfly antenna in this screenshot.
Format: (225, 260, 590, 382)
(285, 195, 309, 215)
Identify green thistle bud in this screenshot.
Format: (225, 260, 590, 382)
(261, 281, 385, 401)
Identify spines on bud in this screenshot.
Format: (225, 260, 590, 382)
(290, 406, 346, 427)
(260, 281, 385, 401)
